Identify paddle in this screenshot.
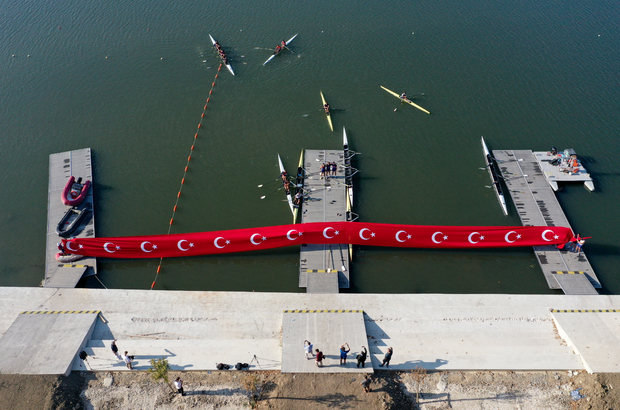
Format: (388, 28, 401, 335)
(260, 186, 283, 199)
(258, 177, 281, 188)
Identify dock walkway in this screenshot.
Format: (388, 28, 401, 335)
(45, 148, 97, 287)
(493, 150, 599, 295)
(299, 149, 349, 293)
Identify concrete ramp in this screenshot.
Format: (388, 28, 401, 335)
(551, 309, 620, 373)
(281, 310, 371, 373)
(44, 266, 87, 288)
(0, 310, 99, 375)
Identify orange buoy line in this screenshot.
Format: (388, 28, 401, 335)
(151, 63, 223, 290)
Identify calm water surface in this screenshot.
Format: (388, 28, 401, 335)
(1, 0, 619, 293)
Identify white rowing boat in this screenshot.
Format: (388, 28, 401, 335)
(343, 126, 354, 260)
(481, 136, 508, 216)
(263, 33, 298, 66)
(278, 154, 295, 217)
(209, 34, 235, 76)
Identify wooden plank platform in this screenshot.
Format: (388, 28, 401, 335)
(492, 149, 600, 293)
(299, 149, 349, 292)
(45, 148, 97, 287)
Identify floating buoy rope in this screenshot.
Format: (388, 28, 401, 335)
(151, 63, 223, 290)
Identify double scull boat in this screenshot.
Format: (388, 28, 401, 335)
(209, 34, 235, 76)
(380, 85, 430, 114)
(320, 91, 333, 131)
(481, 136, 508, 216)
(263, 34, 298, 66)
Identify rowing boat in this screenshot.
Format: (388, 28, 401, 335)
(263, 33, 298, 66)
(209, 34, 235, 76)
(320, 91, 333, 131)
(292, 149, 304, 224)
(380, 85, 430, 114)
(343, 126, 353, 207)
(481, 136, 508, 216)
(343, 126, 354, 260)
(278, 154, 295, 217)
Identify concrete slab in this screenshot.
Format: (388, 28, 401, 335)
(281, 310, 370, 373)
(551, 309, 620, 373)
(553, 272, 599, 295)
(45, 266, 87, 288)
(306, 270, 339, 293)
(1, 288, 619, 373)
(0, 310, 99, 375)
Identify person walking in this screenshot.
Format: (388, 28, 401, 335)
(378, 347, 393, 368)
(315, 349, 324, 367)
(339, 343, 350, 365)
(304, 340, 314, 359)
(122, 351, 133, 370)
(111, 340, 121, 359)
(360, 374, 372, 393)
(356, 346, 367, 368)
(174, 377, 185, 396)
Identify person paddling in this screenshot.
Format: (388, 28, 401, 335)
(324, 102, 330, 115)
(400, 92, 407, 100)
(274, 45, 282, 54)
(281, 39, 287, 48)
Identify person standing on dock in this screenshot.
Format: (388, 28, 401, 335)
(378, 347, 393, 368)
(357, 346, 367, 368)
(111, 340, 120, 359)
(320, 163, 326, 179)
(315, 349, 324, 367)
(331, 162, 337, 177)
(339, 343, 350, 365)
(123, 351, 133, 370)
(304, 340, 314, 359)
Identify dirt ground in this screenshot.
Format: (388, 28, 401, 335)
(0, 370, 618, 410)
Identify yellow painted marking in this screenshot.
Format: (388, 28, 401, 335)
(20, 310, 101, 315)
(283, 309, 362, 313)
(552, 271, 586, 275)
(59, 264, 88, 268)
(551, 309, 620, 313)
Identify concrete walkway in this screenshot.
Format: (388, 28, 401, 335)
(0, 288, 618, 374)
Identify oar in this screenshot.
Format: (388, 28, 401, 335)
(258, 177, 284, 188)
(260, 187, 283, 199)
(283, 45, 296, 54)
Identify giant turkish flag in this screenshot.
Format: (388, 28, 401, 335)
(62, 222, 572, 259)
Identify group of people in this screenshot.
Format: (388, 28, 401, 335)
(110, 340, 135, 370)
(320, 162, 337, 179)
(303, 340, 392, 368)
(213, 40, 229, 65)
(557, 233, 587, 254)
(273, 39, 288, 55)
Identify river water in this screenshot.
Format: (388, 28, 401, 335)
(1, 0, 619, 294)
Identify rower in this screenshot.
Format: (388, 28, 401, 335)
(400, 92, 407, 100)
(284, 180, 290, 194)
(281, 170, 288, 183)
(294, 191, 302, 205)
(281, 39, 287, 48)
(324, 102, 330, 114)
(275, 45, 281, 53)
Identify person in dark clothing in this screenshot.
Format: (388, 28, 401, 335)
(357, 346, 367, 368)
(379, 347, 393, 367)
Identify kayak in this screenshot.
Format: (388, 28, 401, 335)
(263, 33, 298, 66)
(380, 85, 430, 114)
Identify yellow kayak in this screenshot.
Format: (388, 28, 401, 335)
(320, 91, 334, 131)
(380, 85, 430, 114)
(292, 149, 304, 224)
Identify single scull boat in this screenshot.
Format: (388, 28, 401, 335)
(320, 91, 333, 131)
(380, 85, 430, 114)
(343, 126, 354, 260)
(481, 136, 508, 216)
(278, 154, 295, 217)
(263, 33, 298, 66)
(209, 34, 235, 76)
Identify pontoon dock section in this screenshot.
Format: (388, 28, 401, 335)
(299, 150, 350, 293)
(493, 149, 599, 295)
(45, 148, 97, 288)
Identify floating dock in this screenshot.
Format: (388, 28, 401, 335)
(299, 149, 350, 293)
(533, 149, 594, 192)
(493, 149, 600, 295)
(45, 148, 97, 288)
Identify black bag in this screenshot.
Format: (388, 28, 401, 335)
(235, 362, 242, 370)
(79, 351, 88, 360)
(217, 363, 224, 370)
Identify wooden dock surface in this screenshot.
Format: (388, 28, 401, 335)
(299, 149, 349, 293)
(45, 148, 97, 287)
(493, 149, 600, 294)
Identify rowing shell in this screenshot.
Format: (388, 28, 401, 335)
(292, 149, 304, 224)
(380, 85, 430, 114)
(278, 154, 295, 217)
(481, 136, 508, 216)
(343, 126, 353, 260)
(209, 34, 235, 76)
(320, 91, 333, 131)
(263, 33, 298, 66)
